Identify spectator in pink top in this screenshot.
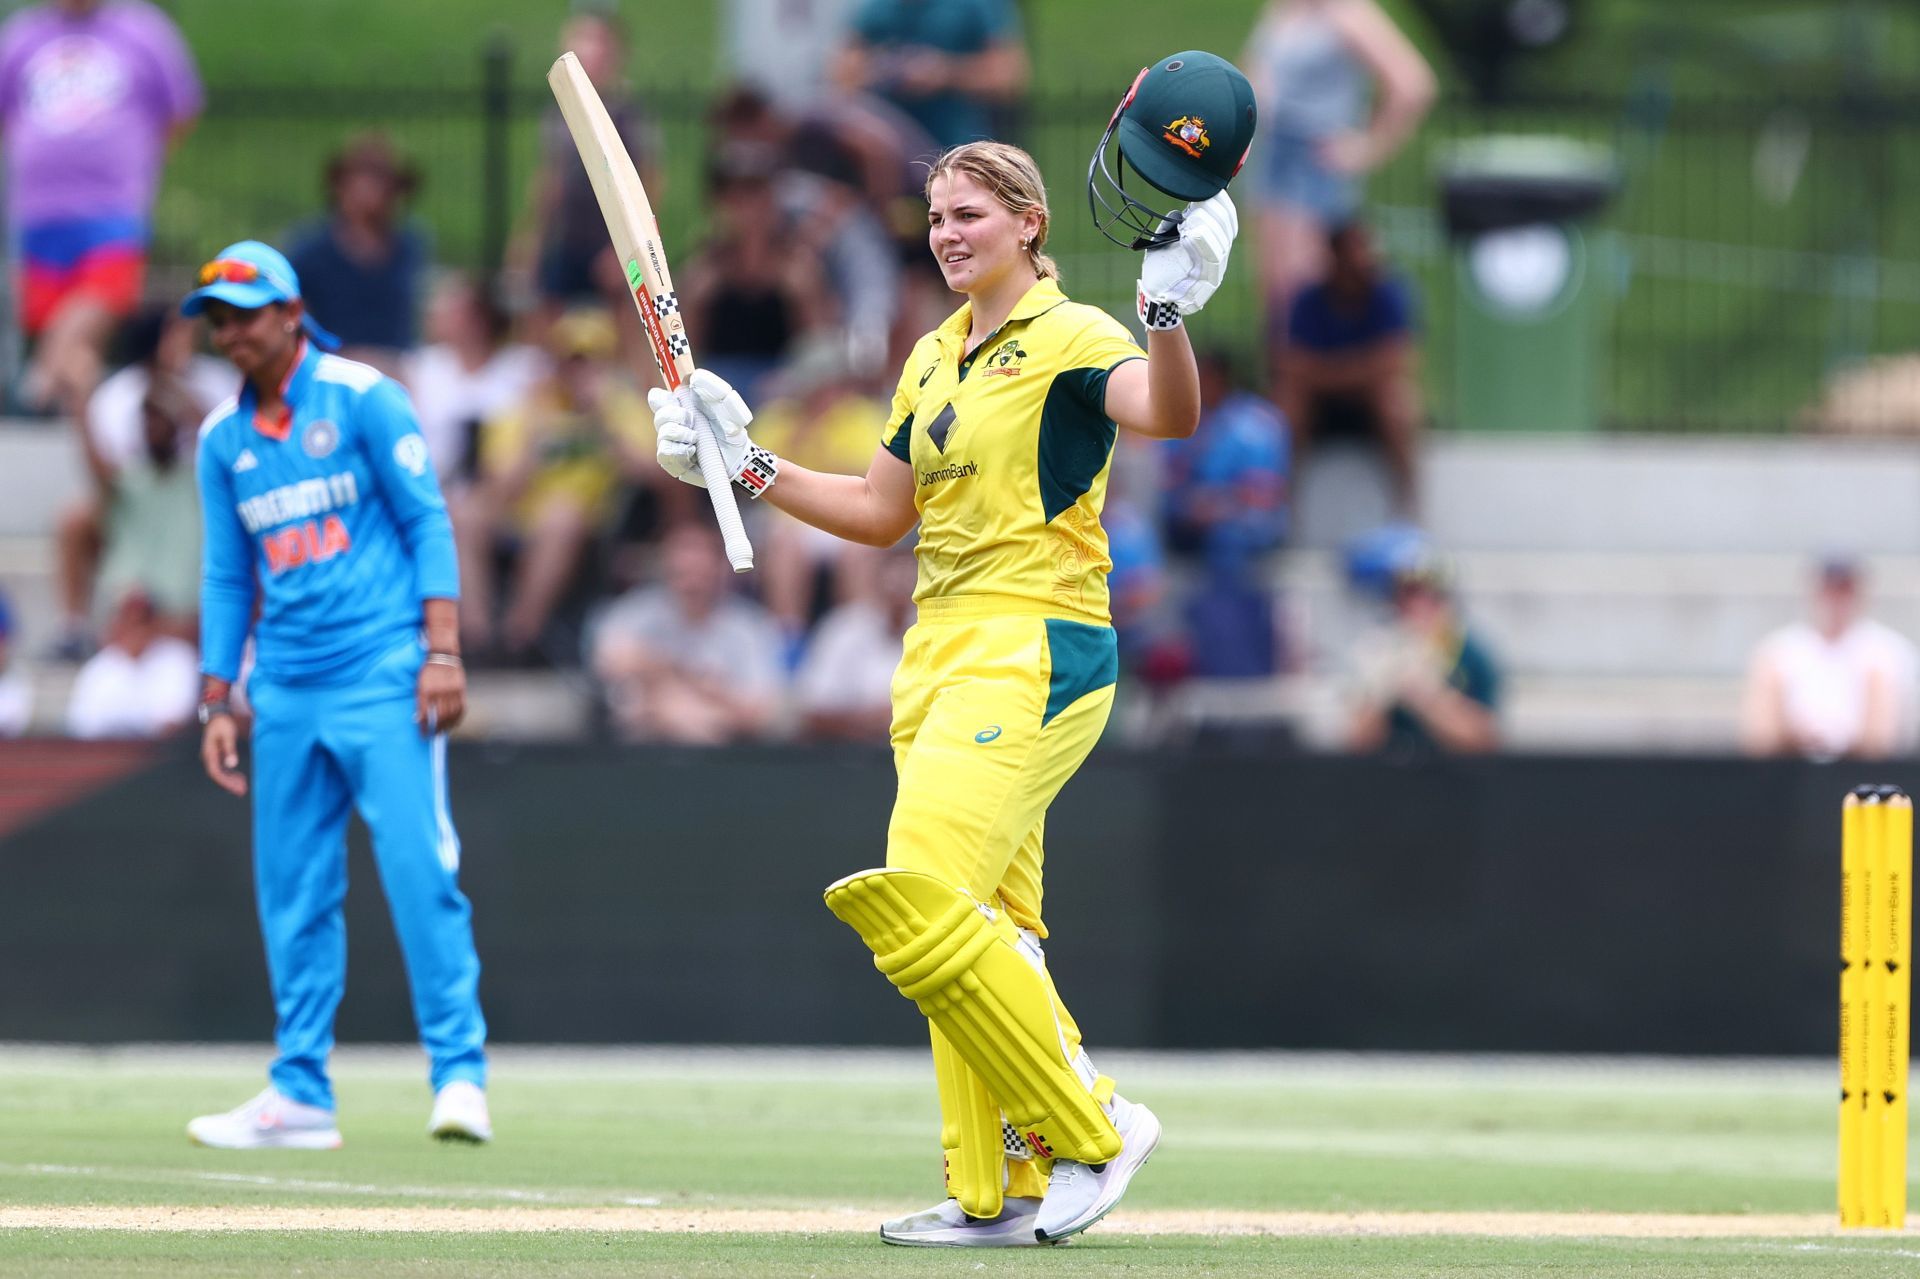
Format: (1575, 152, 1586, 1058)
(0, 0, 200, 416)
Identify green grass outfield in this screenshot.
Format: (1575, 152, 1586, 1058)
(0, 1046, 1915, 1277)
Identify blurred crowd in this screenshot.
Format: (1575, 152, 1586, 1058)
(4, 0, 1703, 758)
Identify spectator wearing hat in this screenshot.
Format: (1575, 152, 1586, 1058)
(0, 590, 30, 736)
(1345, 550, 1499, 757)
(0, 0, 202, 417)
(1742, 557, 1919, 761)
(286, 132, 428, 379)
(467, 308, 664, 663)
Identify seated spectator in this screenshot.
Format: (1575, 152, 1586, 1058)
(783, 124, 902, 379)
(0, 590, 29, 736)
(1281, 220, 1422, 511)
(1105, 489, 1180, 682)
(591, 524, 785, 744)
(510, 5, 659, 353)
(830, 0, 1029, 155)
(750, 342, 890, 653)
(65, 588, 197, 738)
(708, 85, 933, 371)
(286, 132, 427, 377)
(1346, 549, 1499, 757)
(680, 149, 832, 404)
(466, 308, 661, 663)
(53, 305, 229, 657)
(405, 273, 547, 486)
(1742, 557, 1919, 761)
(795, 544, 916, 742)
(89, 379, 201, 637)
(1183, 571, 1281, 681)
(1164, 350, 1290, 572)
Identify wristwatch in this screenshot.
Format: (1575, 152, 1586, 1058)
(197, 699, 232, 726)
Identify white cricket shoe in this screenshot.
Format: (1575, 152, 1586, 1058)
(880, 1196, 1047, 1247)
(1032, 1096, 1161, 1243)
(187, 1087, 342, 1150)
(428, 1080, 492, 1143)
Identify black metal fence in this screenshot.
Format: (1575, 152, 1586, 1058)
(144, 47, 1920, 434)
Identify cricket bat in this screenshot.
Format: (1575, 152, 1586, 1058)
(547, 51, 754, 572)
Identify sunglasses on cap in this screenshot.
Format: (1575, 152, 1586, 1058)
(198, 258, 262, 286)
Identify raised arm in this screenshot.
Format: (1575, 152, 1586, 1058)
(1114, 189, 1243, 438)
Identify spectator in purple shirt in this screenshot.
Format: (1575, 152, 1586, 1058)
(0, 0, 201, 416)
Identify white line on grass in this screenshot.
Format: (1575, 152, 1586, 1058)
(6, 1163, 661, 1208)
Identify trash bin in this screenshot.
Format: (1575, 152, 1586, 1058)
(1440, 136, 1618, 432)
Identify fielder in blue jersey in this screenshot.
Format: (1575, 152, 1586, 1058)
(182, 240, 490, 1150)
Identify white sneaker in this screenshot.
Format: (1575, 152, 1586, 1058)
(187, 1088, 342, 1150)
(1032, 1097, 1161, 1242)
(880, 1196, 1048, 1247)
(428, 1080, 492, 1143)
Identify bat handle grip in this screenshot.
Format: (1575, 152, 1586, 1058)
(678, 384, 755, 573)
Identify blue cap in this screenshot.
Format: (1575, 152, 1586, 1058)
(0, 589, 13, 640)
(180, 239, 340, 350)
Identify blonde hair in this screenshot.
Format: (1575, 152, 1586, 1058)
(924, 141, 1059, 282)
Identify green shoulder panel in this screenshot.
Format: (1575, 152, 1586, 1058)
(1036, 367, 1118, 523)
(885, 412, 915, 463)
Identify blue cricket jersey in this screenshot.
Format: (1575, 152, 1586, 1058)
(197, 344, 459, 684)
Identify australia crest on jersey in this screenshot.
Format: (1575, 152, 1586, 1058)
(302, 418, 340, 459)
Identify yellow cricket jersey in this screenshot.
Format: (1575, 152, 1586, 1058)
(882, 278, 1145, 625)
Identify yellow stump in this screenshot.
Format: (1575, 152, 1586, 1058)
(1873, 792, 1912, 1228)
(1841, 792, 1866, 1227)
(1842, 785, 1912, 1230)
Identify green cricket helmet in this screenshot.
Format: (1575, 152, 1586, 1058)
(1088, 50, 1258, 250)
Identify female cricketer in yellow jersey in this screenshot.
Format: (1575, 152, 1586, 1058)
(652, 54, 1254, 1247)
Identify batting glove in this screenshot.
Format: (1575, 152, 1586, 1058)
(649, 369, 779, 498)
(1137, 191, 1239, 330)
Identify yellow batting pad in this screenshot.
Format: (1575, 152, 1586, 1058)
(932, 1027, 1003, 1219)
(825, 868, 1121, 1166)
(1006, 1152, 1049, 1200)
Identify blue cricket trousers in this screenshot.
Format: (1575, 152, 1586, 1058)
(247, 637, 486, 1109)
